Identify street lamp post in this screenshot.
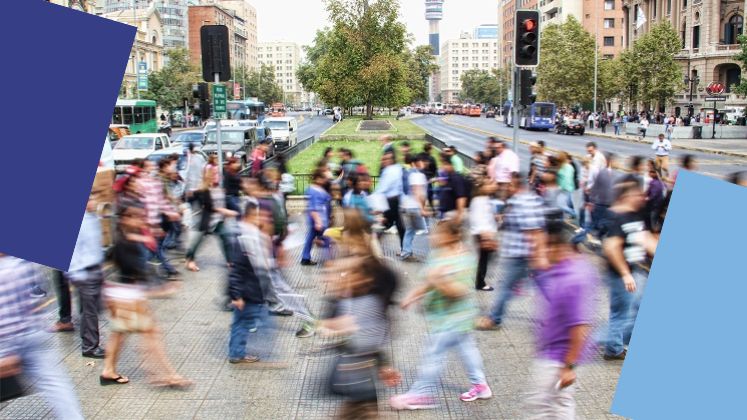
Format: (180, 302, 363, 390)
(683, 58, 700, 126)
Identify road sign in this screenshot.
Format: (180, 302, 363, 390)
(212, 84, 227, 118)
(706, 82, 725, 95)
(137, 61, 148, 91)
(705, 96, 726, 101)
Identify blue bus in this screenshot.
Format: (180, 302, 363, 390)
(226, 98, 266, 125)
(506, 101, 556, 131)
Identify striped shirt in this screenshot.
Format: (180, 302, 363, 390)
(138, 173, 175, 226)
(499, 191, 546, 258)
(0, 256, 43, 357)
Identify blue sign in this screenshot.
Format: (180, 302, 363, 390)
(137, 61, 148, 91)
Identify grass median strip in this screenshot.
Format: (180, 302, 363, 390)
(322, 116, 426, 137)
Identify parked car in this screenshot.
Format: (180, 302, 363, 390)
(112, 133, 171, 173)
(556, 119, 586, 135)
(485, 109, 496, 118)
(323, 108, 334, 115)
(202, 126, 273, 169)
(171, 130, 205, 151)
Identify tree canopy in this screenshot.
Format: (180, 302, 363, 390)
(297, 0, 428, 118)
(536, 16, 595, 108)
(232, 64, 284, 104)
(459, 69, 509, 106)
(144, 48, 200, 110)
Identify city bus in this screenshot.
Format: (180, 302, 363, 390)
(111, 99, 158, 133)
(269, 102, 286, 117)
(226, 98, 266, 124)
(506, 101, 557, 130)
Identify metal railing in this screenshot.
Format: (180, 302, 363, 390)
(425, 134, 476, 169)
(239, 135, 316, 176)
(290, 174, 380, 196)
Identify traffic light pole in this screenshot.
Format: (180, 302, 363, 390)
(215, 73, 223, 187)
(512, 66, 520, 153)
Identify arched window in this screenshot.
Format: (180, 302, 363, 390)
(724, 15, 743, 45)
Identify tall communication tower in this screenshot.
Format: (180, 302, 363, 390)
(425, 0, 444, 55)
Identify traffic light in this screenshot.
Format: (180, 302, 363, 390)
(520, 69, 537, 106)
(515, 10, 540, 66)
(197, 99, 211, 120)
(193, 83, 209, 101)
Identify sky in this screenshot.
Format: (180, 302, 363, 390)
(251, 0, 499, 49)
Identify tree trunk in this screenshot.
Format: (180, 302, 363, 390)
(366, 101, 373, 120)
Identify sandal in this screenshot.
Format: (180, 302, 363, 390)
(151, 376, 193, 390)
(185, 261, 200, 272)
(100, 375, 129, 385)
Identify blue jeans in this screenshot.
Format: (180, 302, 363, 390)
(408, 330, 487, 397)
(613, 124, 620, 135)
(490, 257, 531, 325)
(152, 235, 176, 274)
(401, 208, 425, 256)
(557, 190, 577, 222)
(11, 331, 83, 419)
(605, 270, 647, 356)
(301, 217, 329, 261)
(590, 203, 610, 238)
(228, 303, 276, 360)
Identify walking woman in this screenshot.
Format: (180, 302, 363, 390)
(185, 165, 239, 272)
(469, 178, 498, 291)
(391, 218, 492, 410)
(100, 205, 191, 388)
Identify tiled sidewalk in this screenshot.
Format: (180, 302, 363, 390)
(1, 221, 626, 419)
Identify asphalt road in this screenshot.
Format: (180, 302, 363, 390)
(413, 115, 746, 178)
(289, 112, 334, 141)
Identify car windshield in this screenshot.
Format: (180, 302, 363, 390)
(206, 131, 244, 144)
(173, 133, 203, 144)
(264, 121, 289, 130)
(115, 137, 154, 150)
(534, 105, 555, 118)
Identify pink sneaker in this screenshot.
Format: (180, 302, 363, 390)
(459, 383, 493, 402)
(390, 394, 436, 410)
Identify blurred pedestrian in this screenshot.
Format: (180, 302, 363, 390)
(374, 151, 405, 252)
(223, 157, 243, 213)
(400, 154, 429, 261)
(602, 176, 658, 360)
(301, 169, 332, 266)
(488, 139, 520, 201)
(651, 134, 672, 180)
(437, 153, 469, 224)
(185, 165, 239, 272)
(730, 171, 747, 187)
(48, 269, 74, 333)
(477, 172, 546, 330)
(469, 178, 498, 291)
(526, 209, 597, 419)
(102, 206, 192, 388)
(0, 254, 84, 419)
(421, 143, 439, 212)
(391, 218, 492, 410)
(587, 153, 616, 238)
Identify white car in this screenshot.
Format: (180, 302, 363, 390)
(100, 136, 114, 169)
(112, 133, 171, 173)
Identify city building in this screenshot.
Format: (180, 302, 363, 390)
(537, 0, 624, 59)
(257, 41, 304, 106)
(425, 0, 445, 101)
(622, 0, 745, 114)
(48, 0, 95, 13)
(201, 0, 258, 70)
(438, 32, 500, 103)
(100, 5, 165, 98)
(102, 0, 189, 50)
(187, 3, 237, 69)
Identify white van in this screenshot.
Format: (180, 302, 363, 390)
(263, 117, 298, 150)
(724, 107, 745, 124)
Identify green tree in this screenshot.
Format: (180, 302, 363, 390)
(144, 48, 200, 110)
(461, 69, 501, 105)
(597, 57, 627, 110)
(234, 64, 284, 104)
(405, 45, 439, 103)
(298, 0, 410, 119)
(732, 34, 747, 97)
(625, 21, 683, 111)
(536, 16, 595, 108)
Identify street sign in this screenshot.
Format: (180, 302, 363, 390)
(706, 82, 725, 95)
(705, 96, 726, 101)
(137, 61, 148, 91)
(212, 84, 227, 118)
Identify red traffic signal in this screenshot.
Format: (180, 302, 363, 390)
(515, 10, 540, 66)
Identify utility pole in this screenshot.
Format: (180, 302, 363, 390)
(512, 66, 519, 153)
(132, 0, 140, 100)
(593, 3, 598, 113)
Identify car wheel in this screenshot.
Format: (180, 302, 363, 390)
(580, 130, 585, 135)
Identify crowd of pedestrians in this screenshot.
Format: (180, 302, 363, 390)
(4, 125, 747, 419)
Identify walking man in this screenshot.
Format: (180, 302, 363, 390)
(651, 134, 672, 179)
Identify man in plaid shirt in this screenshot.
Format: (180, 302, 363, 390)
(137, 159, 181, 277)
(0, 254, 83, 418)
(478, 172, 548, 330)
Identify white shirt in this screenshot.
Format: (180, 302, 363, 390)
(469, 196, 498, 235)
(586, 152, 608, 190)
(401, 171, 427, 210)
(652, 139, 672, 156)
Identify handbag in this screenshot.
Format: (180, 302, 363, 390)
(0, 357, 27, 402)
(328, 351, 379, 401)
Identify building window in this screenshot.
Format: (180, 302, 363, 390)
(452, 70, 459, 74)
(681, 22, 687, 48)
(724, 15, 744, 45)
(604, 18, 615, 28)
(667, 0, 671, 14)
(604, 0, 614, 10)
(603, 54, 614, 59)
(603, 36, 614, 46)
(692, 25, 700, 48)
